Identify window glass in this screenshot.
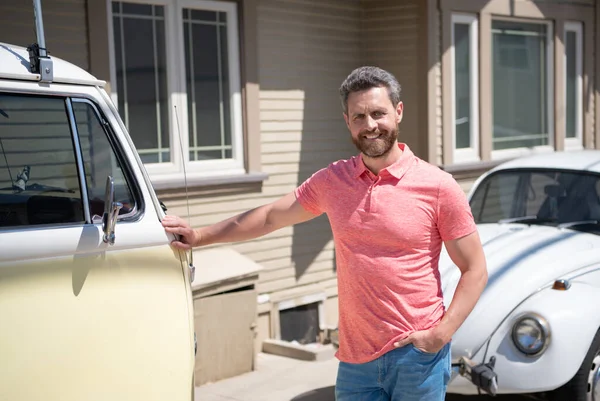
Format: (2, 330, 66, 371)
(471, 170, 600, 225)
(0, 94, 84, 227)
(565, 30, 577, 139)
(454, 22, 471, 149)
(72, 101, 136, 222)
(183, 7, 233, 161)
(112, 1, 170, 164)
(470, 172, 519, 223)
(492, 21, 550, 150)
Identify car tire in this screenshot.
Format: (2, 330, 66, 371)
(549, 328, 600, 401)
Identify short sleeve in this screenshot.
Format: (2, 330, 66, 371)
(294, 167, 329, 216)
(436, 172, 477, 241)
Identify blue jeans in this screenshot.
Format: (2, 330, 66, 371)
(335, 343, 451, 401)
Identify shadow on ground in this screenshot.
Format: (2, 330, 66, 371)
(290, 386, 335, 401)
(290, 387, 535, 401)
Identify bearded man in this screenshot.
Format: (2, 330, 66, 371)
(162, 66, 488, 401)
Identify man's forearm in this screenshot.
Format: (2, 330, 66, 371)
(434, 266, 488, 343)
(195, 205, 278, 247)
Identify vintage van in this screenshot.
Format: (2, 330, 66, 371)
(0, 9, 196, 401)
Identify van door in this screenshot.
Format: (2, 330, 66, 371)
(0, 92, 194, 401)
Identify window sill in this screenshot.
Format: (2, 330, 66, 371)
(151, 170, 269, 191)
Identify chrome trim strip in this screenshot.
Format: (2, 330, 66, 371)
(65, 97, 91, 224)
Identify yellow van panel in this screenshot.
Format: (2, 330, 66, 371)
(0, 245, 194, 401)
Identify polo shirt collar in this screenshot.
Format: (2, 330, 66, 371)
(354, 143, 414, 179)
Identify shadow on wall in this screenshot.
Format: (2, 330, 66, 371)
(258, 0, 360, 280)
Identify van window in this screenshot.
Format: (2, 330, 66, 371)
(0, 94, 85, 228)
(72, 100, 136, 223)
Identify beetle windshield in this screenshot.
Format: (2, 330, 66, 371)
(470, 169, 600, 233)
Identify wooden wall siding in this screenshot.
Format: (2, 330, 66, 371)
(256, 0, 362, 302)
(360, 0, 424, 159)
(0, 0, 89, 71)
(435, 5, 443, 165)
(161, 0, 361, 309)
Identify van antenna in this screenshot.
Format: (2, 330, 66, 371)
(174, 105, 195, 283)
(0, 136, 14, 187)
(27, 0, 53, 83)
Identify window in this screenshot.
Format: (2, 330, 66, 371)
(470, 169, 600, 229)
(112, 2, 170, 165)
(564, 21, 583, 150)
(452, 14, 479, 163)
(491, 20, 553, 156)
(110, 0, 244, 183)
(0, 94, 139, 229)
(72, 100, 137, 222)
(0, 94, 85, 228)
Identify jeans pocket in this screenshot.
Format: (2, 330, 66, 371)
(410, 343, 438, 357)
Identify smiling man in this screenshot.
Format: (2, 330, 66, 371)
(162, 66, 488, 401)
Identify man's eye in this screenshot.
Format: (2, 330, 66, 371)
(373, 111, 384, 117)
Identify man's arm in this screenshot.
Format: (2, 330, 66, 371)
(433, 230, 488, 344)
(162, 192, 317, 250)
(394, 230, 487, 352)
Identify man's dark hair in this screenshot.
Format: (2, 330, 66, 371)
(339, 66, 402, 114)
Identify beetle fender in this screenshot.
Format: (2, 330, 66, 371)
(482, 280, 600, 393)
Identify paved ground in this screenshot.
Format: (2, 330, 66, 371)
(194, 353, 535, 401)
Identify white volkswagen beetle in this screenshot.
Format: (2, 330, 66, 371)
(444, 150, 600, 400)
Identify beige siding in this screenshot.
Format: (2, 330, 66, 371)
(162, 0, 362, 333)
(253, 0, 360, 308)
(0, 0, 89, 71)
(435, 6, 443, 165)
(361, 0, 423, 157)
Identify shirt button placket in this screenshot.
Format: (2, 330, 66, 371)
(371, 177, 381, 213)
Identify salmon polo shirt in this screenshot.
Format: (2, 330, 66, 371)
(294, 143, 477, 364)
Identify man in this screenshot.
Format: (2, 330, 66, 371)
(162, 66, 488, 400)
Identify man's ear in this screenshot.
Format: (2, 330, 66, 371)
(396, 101, 404, 124)
(343, 113, 350, 129)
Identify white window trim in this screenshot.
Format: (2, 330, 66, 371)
(564, 21, 583, 151)
(107, 0, 245, 187)
(491, 18, 555, 161)
(451, 13, 480, 164)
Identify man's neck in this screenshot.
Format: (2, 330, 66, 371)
(363, 142, 403, 176)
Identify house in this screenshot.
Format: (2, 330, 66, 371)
(2, 0, 598, 365)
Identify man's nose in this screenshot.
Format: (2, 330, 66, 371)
(366, 115, 377, 131)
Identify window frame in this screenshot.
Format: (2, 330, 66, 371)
(107, 0, 245, 186)
(0, 91, 143, 230)
(71, 97, 144, 223)
(564, 21, 584, 151)
(490, 17, 555, 161)
(451, 13, 480, 164)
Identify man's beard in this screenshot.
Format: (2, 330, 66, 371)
(351, 127, 398, 158)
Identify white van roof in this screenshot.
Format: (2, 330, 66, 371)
(0, 42, 106, 87)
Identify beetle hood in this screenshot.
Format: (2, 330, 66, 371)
(438, 223, 600, 359)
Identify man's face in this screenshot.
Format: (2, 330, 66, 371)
(343, 86, 403, 158)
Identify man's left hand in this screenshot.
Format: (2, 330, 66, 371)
(393, 328, 449, 354)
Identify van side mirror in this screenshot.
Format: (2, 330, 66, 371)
(102, 176, 123, 245)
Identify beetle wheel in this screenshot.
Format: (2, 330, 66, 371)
(549, 328, 600, 401)
(588, 351, 600, 401)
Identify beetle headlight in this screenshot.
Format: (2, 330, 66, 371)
(511, 314, 550, 356)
